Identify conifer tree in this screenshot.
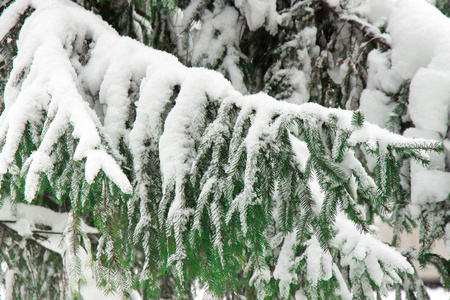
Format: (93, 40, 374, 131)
(0, 0, 448, 299)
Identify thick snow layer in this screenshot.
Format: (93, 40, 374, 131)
(0, 0, 134, 197)
(409, 164, 450, 216)
(0, 0, 188, 198)
(365, 50, 392, 91)
(235, 0, 280, 33)
(359, 89, 394, 128)
(0, 198, 97, 254)
(334, 216, 413, 292)
(0, 196, 116, 298)
(409, 68, 450, 135)
(303, 236, 333, 287)
(0, 0, 30, 39)
(85, 149, 132, 193)
(384, 0, 450, 136)
(388, 0, 450, 79)
(191, 7, 240, 66)
(0, 0, 434, 210)
(363, 0, 450, 108)
(273, 231, 297, 297)
(289, 134, 310, 172)
(0, 0, 447, 298)
(352, 0, 396, 27)
(404, 127, 450, 217)
(359, 0, 450, 219)
(0, 0, 426, 255)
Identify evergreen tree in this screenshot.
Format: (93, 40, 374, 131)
(0, 0, 448, 299)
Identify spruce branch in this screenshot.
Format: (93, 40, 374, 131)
(0, 0, 447, 298)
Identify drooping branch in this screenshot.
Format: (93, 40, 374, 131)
(0, 0, 445, 298)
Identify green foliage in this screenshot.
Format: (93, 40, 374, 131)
(0, 0, 448, 299)
(0, 225, 68, 299)
(435, 0, 450, 17)
(0, 6, 33, 108)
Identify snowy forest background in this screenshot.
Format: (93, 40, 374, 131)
(0, 0, 449, 299)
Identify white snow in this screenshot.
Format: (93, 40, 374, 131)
(0, 196, 105, 298)
(409, 166, 450, 216)
(359, 90, 394, 128)
(235, 0, 280, 34)
(0, 0, 434, 209)
(408, 68, 450, 136)
(192, 7, 240, 66)
(273, 231, 297, 297)
(0, 0, 448, 298)
(388, 0, 450, 79)
(352, 0, 396, 27)
(404, 128, 445, 170)
(383, 287, 450, 300)
(358, 0, 450, 221)
(404, 128, 450, 217)
(0, 0, 152, 196)
(0, 197, 97, 254)
(3, 269, 15, 300)
(295, 289, 307, 300)
(308, 173, 324, 214)
(222, 48, 249, 94)
(78, 248, 120, 300)
(325, 0, 340, 7)
(0, 0, 30, 40)
(303, 235, 333, 288)
(334, 216, 414, 294)
(362, 0, 450, 106)
(84, 149, 132, 193)
(23, 152, 54, 202)
(289, 134, 310, 172)
(365, 50, 392, 91)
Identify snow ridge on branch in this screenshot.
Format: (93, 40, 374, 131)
(0, 0, 444, 298)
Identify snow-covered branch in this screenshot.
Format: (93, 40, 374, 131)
(0, 0, 447, 298)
